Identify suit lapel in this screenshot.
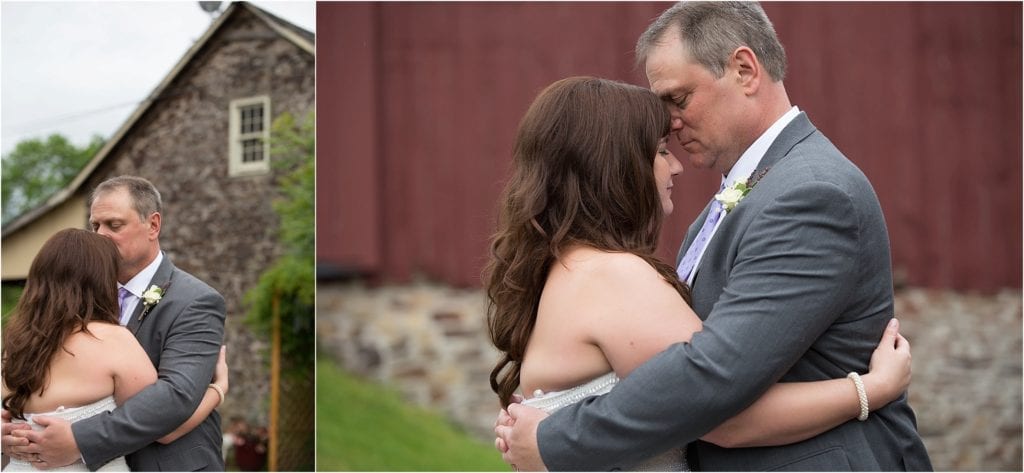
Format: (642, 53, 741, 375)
(127, 257, 175, 334)
(751, 112, 817, 180)
(684, 113, 819, 283)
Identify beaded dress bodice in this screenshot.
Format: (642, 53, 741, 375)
(5, 396, 128, 472)
(522, 372, 689, 471)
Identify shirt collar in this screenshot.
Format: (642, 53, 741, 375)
(120, 251, 164, 297)
(722, 106, 801, 187)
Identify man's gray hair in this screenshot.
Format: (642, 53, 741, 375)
(89, 176, 162, 222)
(636, 1, 787, 82)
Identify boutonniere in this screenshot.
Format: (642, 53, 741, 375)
(139, 283, 169, 322)
(715, 167, 771, 213)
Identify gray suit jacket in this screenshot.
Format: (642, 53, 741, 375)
(537, 113, 932, 471)
(72, 257, 226, 471)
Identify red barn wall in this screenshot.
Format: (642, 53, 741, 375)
(317, 2, 1022, 291)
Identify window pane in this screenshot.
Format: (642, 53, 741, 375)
(240, 104, 264, 134)
(242, 138, 264, 163)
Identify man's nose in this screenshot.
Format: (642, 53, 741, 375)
(670, 116, 684, 132)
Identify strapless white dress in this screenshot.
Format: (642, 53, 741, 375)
(3, 396, 128, 472)
(523, 372, 689, 471)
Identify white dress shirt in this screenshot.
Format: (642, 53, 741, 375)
(684, 106, 801, 286)
(118, 251, 164, 326)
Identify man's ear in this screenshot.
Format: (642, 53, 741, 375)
(730, 46, 762, 96)
(148, 212, 162, 241)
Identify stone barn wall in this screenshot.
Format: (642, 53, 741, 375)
(317, 280, 502, 439)
(318, 281, 1022, 471)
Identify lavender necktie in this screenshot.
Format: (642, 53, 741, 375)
(118, 287, 132, 325)
(677, 185, 726, 283)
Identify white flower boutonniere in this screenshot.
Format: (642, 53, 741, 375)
(142, 285, 164, 306)
(138, 283, 168, 322)
(715, 167, 771, 213)
(715, 181, 752, 213)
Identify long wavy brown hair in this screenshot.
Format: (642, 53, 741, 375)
(484, 77, 692, 407)
(2, 228, 121, 419)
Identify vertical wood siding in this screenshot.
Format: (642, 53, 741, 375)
(317, 2, 1022, 291)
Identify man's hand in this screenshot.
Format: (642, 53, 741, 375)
(12, 415, 80, 469)
(494, 403, 549, 472)
(493, 394, 523, 455)
(2, 409, 34, 462)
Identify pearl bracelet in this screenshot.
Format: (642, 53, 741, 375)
(847, 372, 869, 421)
(208, 383, 225, 406)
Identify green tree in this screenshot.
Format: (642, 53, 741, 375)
(243, 111, 315, 470)
(244, 110, 315, 370)
(2, 284, 24, 328)
(1, 134, 105, 224)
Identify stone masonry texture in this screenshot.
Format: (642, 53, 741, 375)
(318, 282, 1022, 471)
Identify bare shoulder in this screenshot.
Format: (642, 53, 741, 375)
(542, 246, 698, 377)
(68, 322, 148, 369)
(553, 246, 666, 290)
(53, 322, 130, 376)
(543, 246, 677, 320)
(73, 321, 134, 345)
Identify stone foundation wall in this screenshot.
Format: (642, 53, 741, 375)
(317, 282, 1022, 471)
(896, 289, 1022, 470)
(317, 281, 502, 438)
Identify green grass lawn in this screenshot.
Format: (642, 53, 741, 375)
(317, 359, 509, 471)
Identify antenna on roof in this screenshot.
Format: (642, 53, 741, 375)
(198, 1, 223, 20)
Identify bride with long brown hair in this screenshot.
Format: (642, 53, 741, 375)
(485, 77, 912, 470)
(1, 229, 225, 471)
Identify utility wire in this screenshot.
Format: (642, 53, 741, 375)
(1, 98, 145, 134)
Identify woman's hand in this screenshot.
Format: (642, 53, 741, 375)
(212, 345, 229, 395)
(862, 318, 911, 409)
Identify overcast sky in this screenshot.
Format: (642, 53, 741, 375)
(0, 1, 315, 154)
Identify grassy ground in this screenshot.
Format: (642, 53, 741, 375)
(317, 359, 509, 471)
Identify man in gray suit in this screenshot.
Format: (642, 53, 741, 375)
(2, 176, 226, 471)
(497, 2, 932, 470)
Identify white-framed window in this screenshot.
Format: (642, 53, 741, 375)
(228, 95, 271, 176)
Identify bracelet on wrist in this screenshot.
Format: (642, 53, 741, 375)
(847, 372, 869, 421)
(208, 383, 225, 406)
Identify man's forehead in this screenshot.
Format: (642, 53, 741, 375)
(88, 211, 123, 223)
(648, 72, 683, 99)
(645, 44, 689, 92)
(89, 196, 131, 218)
(89, 212, 123, 219)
